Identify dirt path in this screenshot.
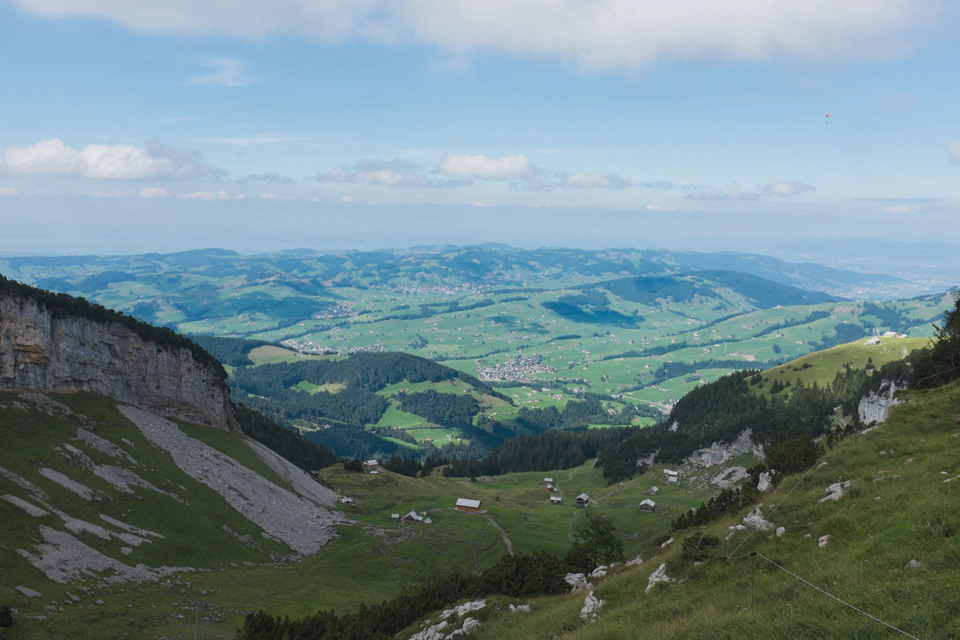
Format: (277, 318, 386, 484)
(592, 485, 621, 505)
(567, 509, 579, 542)
(488, 516, 515, 556)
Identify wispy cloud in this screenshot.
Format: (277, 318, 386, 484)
(762, 181, 816, 197)
(238, 172, 296, 184)
(186, 57, 251, 88)
(948, 142, 960, 164)
(15, 1, 948, 70)
(139, 187, 169, 198)
(316, 158, 471, 188)
(206, 135, 302, 145)
(153, 116, 192, 126)
(177, 190, 244, 200)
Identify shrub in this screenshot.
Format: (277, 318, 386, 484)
(343, 459, 363, 472)
(682, 534, 720, 561)
(0, 605, 12, 628)
(766, 437, 820, 475)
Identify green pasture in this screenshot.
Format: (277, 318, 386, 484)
(754, 337, 931, 395)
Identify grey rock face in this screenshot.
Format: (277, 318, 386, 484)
(858, 380, 905, 426)
(688, 429, 765, 468)
(0, 294, 233, 429)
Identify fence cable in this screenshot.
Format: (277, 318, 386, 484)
(750, 551, 921, 640)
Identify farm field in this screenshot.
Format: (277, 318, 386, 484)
(2, 247, 953, 426)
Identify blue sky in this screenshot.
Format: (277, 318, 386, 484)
(1, 0, 959, 254)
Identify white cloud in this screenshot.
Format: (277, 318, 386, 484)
(436, 153, 533, 180)
(177, 190, 242, 200)
(0, 138, 222, 180)
(317, 158, 471, 188)
(763, 181, 816, 196)
(687, 189, 760, 201)
(186, 57, 250, 87)
(0, 187, 24, 196)
(644, 204, 675, 211)
(139, 187, 168, 198)
(10, 1, 948, 69)
(948, 142, 960, 163)
(563, 171, 629, 189)
(207, 135, 302, 146)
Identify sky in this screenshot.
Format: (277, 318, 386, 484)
(1, 0, 959, 255)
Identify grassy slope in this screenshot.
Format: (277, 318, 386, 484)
(755, 337, 931, 396)
(446, 379, 960, 640)
(0, 390, 739, 639)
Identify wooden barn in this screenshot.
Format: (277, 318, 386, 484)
(455, 498, 483, 513)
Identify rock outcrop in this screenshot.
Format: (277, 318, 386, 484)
(858, 380, 905, 426)
(687, 429, 765, 468)
(0, 292, 233, 429)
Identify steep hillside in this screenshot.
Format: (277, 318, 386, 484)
(0, 390, 346, 638)
(435, 378, 960, 639)
(0, 275, 233, 429)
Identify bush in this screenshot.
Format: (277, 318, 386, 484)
(766, 437, 820, 475)
(343, 458, 363, 472)
(0, 604, 12, 628)
(682, 534, 720, 561)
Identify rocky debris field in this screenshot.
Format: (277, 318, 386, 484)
(120, 405, 345, 556)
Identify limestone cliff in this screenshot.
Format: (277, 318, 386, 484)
(0, 289, 234, 429)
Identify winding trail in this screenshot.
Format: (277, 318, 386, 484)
(567, 509, 579, 542)
(488, 516, 515, 556)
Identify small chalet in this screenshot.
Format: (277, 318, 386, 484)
(640, 499, 656, 512)
(646, 486, 659, 496)
(402, 510, 424, 524)
(390, 513, 400, 520)
(575, 493, 589, 508)
(542, 483, 555, 491)
(340, 497, 355, 505)
(664, 470, 679, 484)
(550, 496, 563, 505)
(362, 460, 380, 471)
(455, 498, 482, 513)
(543, 477, 554, 484)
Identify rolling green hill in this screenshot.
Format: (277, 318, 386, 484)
(2, 249, 952, 430)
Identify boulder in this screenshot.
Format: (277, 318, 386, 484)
(626, 556, 644, 566)
(579, 591, 605, 621)
(757, 471, 773, 492)
(16, 586, 42, 598)
(589, 566, 608, 579)
(645, 563, 674, 593)
(564, 573, 593, 593)
(818, 535, 830, 548)
(820, 481, 851, 503)
(741, 507, 775, 531)
(776, 527, 786, 537)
